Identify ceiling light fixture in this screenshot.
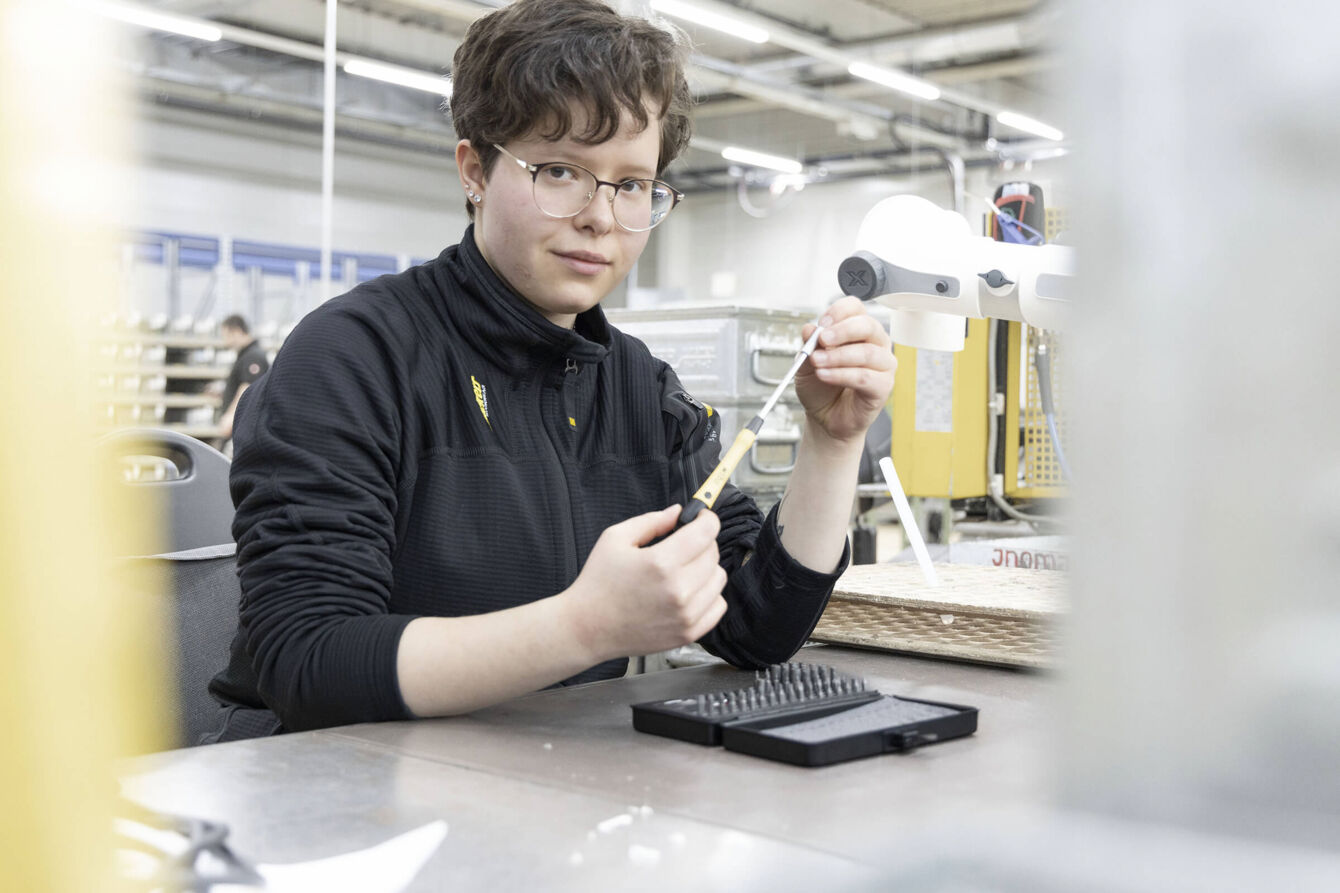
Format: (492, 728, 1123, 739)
(847, 61, 940, 102)
(721, 146, 803, 175)
(91, 1, 223, 42)
(649, 0, 769, 45)
(342, 60, 452, 97)
(996, 110, 1064, 141)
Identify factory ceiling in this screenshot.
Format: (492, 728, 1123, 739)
(118, 0, 1065, 191)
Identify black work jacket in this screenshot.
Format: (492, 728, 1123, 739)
(220, 337, 268, 416)
(208, 226, 847, 737)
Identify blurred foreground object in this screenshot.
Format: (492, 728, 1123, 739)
(1063, 0, 1340, 853)
(0, 2, 168, 890)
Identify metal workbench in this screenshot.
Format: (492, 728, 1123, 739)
(120, 646, 1053, 891)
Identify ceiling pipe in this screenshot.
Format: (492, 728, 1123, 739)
(689, 57, 890, 134)
(647, 0, 914, 70)
(650, 0, 1038, 120)
(692, 55, 1054, 121)
(674, 152, 1007, 197)
(369, 0, 494, 24)
(746, 13, 1045, 75)
(139, 74, 458, 153)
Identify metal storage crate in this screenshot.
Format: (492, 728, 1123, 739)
(606, 305, 812, 404)
(706, 400, 803, 495)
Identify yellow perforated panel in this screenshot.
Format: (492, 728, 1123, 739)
(1046, 206, 1069, 242)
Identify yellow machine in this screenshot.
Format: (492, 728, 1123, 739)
(889, 321, 1068, 501)
(889, 319, 990, 499)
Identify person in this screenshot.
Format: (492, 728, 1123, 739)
(211, 314, 269, 445)
(204, 0, 895, 742)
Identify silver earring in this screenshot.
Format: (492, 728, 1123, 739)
(466, 187, 481, 203)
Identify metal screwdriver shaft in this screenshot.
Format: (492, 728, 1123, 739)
(676, 325, 824, 528)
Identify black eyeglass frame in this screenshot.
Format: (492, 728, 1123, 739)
(492, 143, 684, 232)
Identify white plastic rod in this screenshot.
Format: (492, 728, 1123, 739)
(319, 0, 336, 312)
(878, 456, 939, 587)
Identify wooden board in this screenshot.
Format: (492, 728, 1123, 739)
(811, 563, 1067, 668)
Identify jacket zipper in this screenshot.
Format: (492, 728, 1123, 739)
(677, 392, 711, 506)
(540, 357, 580, 586)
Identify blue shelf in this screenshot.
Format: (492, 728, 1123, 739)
(135, 231, 220, 270)
(232, 239, 399, 282)
(131, 230, 408, 283)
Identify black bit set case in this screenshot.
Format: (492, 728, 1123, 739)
(631, 662, 978, 767)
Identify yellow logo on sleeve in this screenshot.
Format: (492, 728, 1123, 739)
(471, 375, 490, 428)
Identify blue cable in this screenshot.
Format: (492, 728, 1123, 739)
(1045, 411, 1073, 482)
(1033, 343, 1071, 482)
(996, 212, 1044, 245)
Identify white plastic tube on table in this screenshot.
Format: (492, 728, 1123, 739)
(878, 457, 939, 587)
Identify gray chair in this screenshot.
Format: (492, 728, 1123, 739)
(100, 427, 235, 554)
(127, 545, 240, 747)
(102, 429, 239, 748)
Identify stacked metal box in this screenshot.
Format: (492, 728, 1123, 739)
(606, 305, 812, 506)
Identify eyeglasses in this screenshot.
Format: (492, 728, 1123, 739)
(492, 144, 683, 233)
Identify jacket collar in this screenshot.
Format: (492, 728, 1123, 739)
(437, 225, 611, 374)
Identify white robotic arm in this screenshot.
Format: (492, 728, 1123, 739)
(838, 194, 1075, 351)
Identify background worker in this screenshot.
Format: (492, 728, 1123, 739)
(210, 313, 268, 447)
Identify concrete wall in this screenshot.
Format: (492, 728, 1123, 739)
(119, 105, 466, 323)
(125, 105, 465, 257)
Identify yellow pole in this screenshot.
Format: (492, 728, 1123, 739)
(0, 2, 168, 890)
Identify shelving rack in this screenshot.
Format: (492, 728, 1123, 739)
(104, 229, 432, 443)
(95, 329, 235, 441)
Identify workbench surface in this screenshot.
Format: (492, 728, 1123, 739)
(121, 646, 1053, 890)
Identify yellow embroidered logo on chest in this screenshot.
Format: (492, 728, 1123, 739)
(471, 375, 490, 428)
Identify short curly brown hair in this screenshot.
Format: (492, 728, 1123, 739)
(448, 0, 694, 218)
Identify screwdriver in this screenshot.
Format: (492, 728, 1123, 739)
(676, 324, 825, 528)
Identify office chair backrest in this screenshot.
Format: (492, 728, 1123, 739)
(99, 427, 234, 553)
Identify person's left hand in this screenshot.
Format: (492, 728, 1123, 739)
(793, 296, 896, 446)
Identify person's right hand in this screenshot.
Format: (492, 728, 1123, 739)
(561, 504, 728, 663)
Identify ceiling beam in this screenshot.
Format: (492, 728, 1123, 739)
(105, 1, 1061, 155)
(355, 0, 493, 24)
(139, 74, 457, 152)
(747, 12, 1047, 76)
(694, 54, 1056, 121)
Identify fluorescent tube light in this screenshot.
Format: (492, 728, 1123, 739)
(650, 0, 769, 44)
(847, 61, 940, 102)
(721, 146, 803, 175)
(996, 110, 1064, 141)
(92, 1, 223, 42)
(343, 60, 452, 97)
